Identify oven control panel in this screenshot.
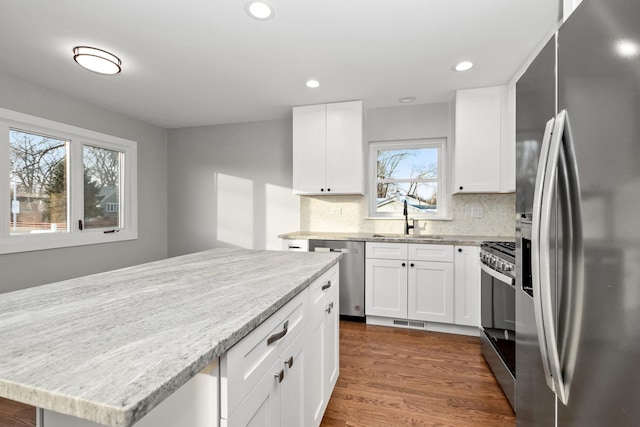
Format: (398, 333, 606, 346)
(480, 240, 516, 279)
(480, 251, 515, 273)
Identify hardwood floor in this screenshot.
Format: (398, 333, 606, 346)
(0, 321, 514, 427)
(320, 321, 515, 427)
(0, 397, 35, 427)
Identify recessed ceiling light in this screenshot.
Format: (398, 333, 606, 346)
(615, 40, 639, 58)
(398, 97, 416, 103)
(73, 46, 121, 75)
(454, 61, 474, 71)
(246, 0, 275, 20)
(305, 80, 320, 88)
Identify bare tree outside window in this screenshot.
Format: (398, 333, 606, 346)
(374, 146, 440, 215)
(9, 130, 68, 234)
(83, 145, 121, 229)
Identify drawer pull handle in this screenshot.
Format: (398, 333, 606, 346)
(325, 302, 334, 314)
(285, 356, 294, 368)
(267, 320, 289, 345)
(322, 281, 332, 291)
(275, 369, 284, 383)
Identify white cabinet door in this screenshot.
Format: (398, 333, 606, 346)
(407, 261, 454, 323)
(226, 358, 280, 427)
(304, 307, 326, 427)
(365, 258, 408, 318)
(280, 332, 305, 427)
(454, 246, 481, 327)
(293, 101, 364, 195)
(326, 100, 364, 194)
(293, 104, 326, 193)
(304, 283, 339, 427)
(324, 285, 340, 394)
(454, 86, 506, 193)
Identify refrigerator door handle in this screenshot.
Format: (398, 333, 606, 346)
(554, 109, 585, 405)
(539, 109, 584, 405)
(532, 117, 556, 392)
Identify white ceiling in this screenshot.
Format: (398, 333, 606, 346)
(0, 0, 560, 129)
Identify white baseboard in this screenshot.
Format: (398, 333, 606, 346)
(365, 315, 480, 337)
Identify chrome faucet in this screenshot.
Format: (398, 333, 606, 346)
(403, 200, 414, 235)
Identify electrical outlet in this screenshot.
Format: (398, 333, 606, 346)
(471, 206, 484, 218)
(330, 207, 342, 215)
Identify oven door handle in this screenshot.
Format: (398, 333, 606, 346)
(532, 117, 556, 393)
(480, 263, 514, 286)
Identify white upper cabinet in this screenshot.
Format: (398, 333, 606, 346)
(293, 100, 364, 195)
(453, 86, 514, 193)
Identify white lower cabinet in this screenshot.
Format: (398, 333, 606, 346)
(454, 246, 481, 327)
(305, 269, 339, 427)
(366, 242, 479, 335)
(225, 333, 305, 427)
(366, 243, 454, 323)
(407, 260, 454, 323)
(365, 258, 408, 318)
(222, 264, 340, 427)
(225, 358, 280, 427)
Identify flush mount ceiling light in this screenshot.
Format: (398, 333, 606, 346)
(615, 39, 639, 58)
(398, 97, 416, 103)
(305, 80, 320, 88)
(246, 0, 275, 20)
(73, 46, 121, 75)
(454, 61, 474, 71)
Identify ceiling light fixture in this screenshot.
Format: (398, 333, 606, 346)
(615, 39, 639, 58)
(454, 61, 474, 71)
(246, 0, 275, 20)
(398, 97, 416, 103)
(73, 46, 121, 75)
(305, 80, 320, 88)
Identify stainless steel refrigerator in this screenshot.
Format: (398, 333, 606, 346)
(516, 0, 640, 425)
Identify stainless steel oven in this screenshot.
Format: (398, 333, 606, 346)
(480, 241, 516, 410)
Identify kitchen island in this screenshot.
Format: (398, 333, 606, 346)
(0, 248, 341, 427)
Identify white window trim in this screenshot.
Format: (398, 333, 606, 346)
(0, 108, 137, 255)
(368, 138, 448, 219)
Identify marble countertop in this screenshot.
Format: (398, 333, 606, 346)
(0, 248, 340, 427)
(279, 231, 514, 246)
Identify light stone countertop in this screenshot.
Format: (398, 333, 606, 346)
(0, 248, 340, 427)
(279, 231, 514, 246)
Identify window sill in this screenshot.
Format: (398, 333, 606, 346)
(0, 230, 138, 255)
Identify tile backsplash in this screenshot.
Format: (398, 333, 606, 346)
(300, 193, 515, 237)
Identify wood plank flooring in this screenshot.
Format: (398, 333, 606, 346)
(320, 321, 515, 427)
(0, 397, 35, 427)
(0, 321, 514, 427)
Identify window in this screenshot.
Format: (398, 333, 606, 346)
(369, 138, 447, 218)
(1, 108, 137, 254)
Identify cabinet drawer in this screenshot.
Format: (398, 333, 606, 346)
(309, 265, 339, 315)
(366, 242, 408, 260)
(282, 239, 309, 252)
(221, 288, 308, 418)
(408, 244, 453, 262)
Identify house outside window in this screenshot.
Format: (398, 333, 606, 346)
(1, 108, 137, 254)
(369, 138, 447, 219)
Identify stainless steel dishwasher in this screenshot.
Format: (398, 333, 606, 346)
(308, 240, 365, 320)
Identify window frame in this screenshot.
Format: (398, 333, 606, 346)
(0, 108, 137, 255)
(368, 138, 448, 219)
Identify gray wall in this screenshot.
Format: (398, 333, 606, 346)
(167, 119, 299, 257)
(0, 71, 168, 293)
(366, 102, 451, 142)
